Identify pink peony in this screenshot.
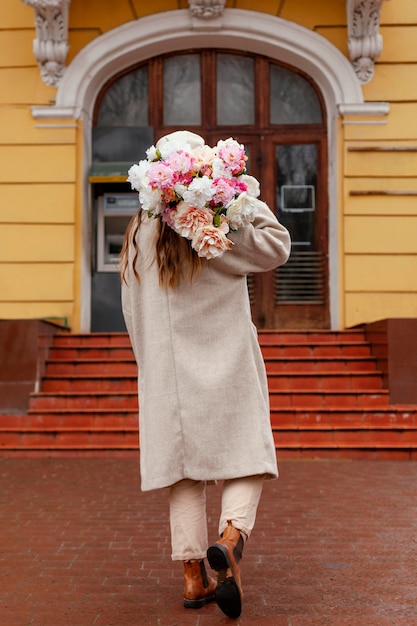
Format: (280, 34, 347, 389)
(166, 150, 195, 177)
(217, 141, 247, 175)
(148, 161, 178, 190)
(162, 206, 177, 228)
(211, 177, 236, 206)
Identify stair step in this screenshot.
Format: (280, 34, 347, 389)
(42, 376, 138, 392)
(48, 342, 373, 359)
(265, 357, 377, 373)
(53, 330, 368, 348)
(269, 389, 390, 409)
(45, 360, 137, 376)
(40, 371, 383, 393)
(268, 372, 383, 390)
(259, 330, 367, 343)
(29, 392, 138, 410)
(0, 430, 138, 450)
(1, 411, 138, 429)
(272, 428, 417, 449)
(270, 407, 417, 427)
(2, 424, 416, 451)
(53, 333, 132, 347)
(28, 388, 389, 410)
(49, 346, 134, 359)
(44, 356, 378, 376)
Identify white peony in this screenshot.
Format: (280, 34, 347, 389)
(127, 160, 151, 192)
(174, 182, 188, 198)
(146, 145, 158, 161)
(156, 135, 204, 160)
(182, 176, 215, 208)
(139, 186, 164, 215)
(212, 157, 233, 180)
(226, 192, 260, 229)
(239, 174, 260, 198)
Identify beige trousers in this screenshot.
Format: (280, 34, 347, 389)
(169, 475, 265, 561)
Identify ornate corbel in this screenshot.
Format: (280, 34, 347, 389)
(188, 0, 226, 18)
(347, 0, 389, 84)
(22, 0, 70, 87)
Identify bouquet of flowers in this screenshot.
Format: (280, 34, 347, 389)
(127, 133, 262, 260)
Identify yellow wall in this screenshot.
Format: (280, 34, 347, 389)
(1, 0, 416, 330)
(341, 0, 417, 327)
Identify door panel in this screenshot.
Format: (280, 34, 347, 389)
(249, 136, 329, 329)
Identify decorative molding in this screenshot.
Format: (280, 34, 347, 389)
(31, 105, 75, 119)
(338, 102, 389, 116)
(188, 0, 226, 18)
(22, 0, 70, 87)
(347, 0, 388, 84)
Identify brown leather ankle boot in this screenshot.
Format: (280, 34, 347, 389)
(206, 521, 245, 618)
(183, 559, 217, 609)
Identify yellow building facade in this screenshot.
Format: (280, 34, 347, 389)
(1, 0, 416, 333)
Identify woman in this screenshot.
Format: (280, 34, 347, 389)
(121, 130, 291, 619)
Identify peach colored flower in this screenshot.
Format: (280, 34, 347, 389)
(172, 201, 214, 239)
(192, 225, 233, 259)
(193, 145, 216, 174)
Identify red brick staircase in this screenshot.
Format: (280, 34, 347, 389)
(1, 329, 417, 458)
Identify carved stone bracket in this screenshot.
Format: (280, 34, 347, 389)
(188, 0, 226, 18)
(22, 0, 70, 87)
(347, 0, 389, 84)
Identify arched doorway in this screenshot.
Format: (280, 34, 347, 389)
(46, 8, 366, 331)
(91, 50, 328, 329)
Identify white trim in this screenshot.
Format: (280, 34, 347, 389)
(34, 9, 378, 331)
(32, 106, 76, 119)
(35, 123, 78, 128)
(338, 102, 389, 116)
(342, 120, 387, 125)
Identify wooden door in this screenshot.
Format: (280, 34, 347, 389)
(250, 134, 329, 329)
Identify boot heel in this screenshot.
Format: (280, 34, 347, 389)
(207, 544, 230, 572)
(215, 578, 242, 619)
(183, 596, 208, 609)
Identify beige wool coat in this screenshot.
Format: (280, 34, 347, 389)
(122, 202, 291, 491)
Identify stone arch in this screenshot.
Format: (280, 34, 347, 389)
(55, 9, 363, 118)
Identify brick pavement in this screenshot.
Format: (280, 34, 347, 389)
(1, 454, 416, 626)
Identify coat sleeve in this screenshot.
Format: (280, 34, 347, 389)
(209, 200, 291, 276)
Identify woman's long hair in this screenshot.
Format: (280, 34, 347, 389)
(120, 212, 202, 289)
